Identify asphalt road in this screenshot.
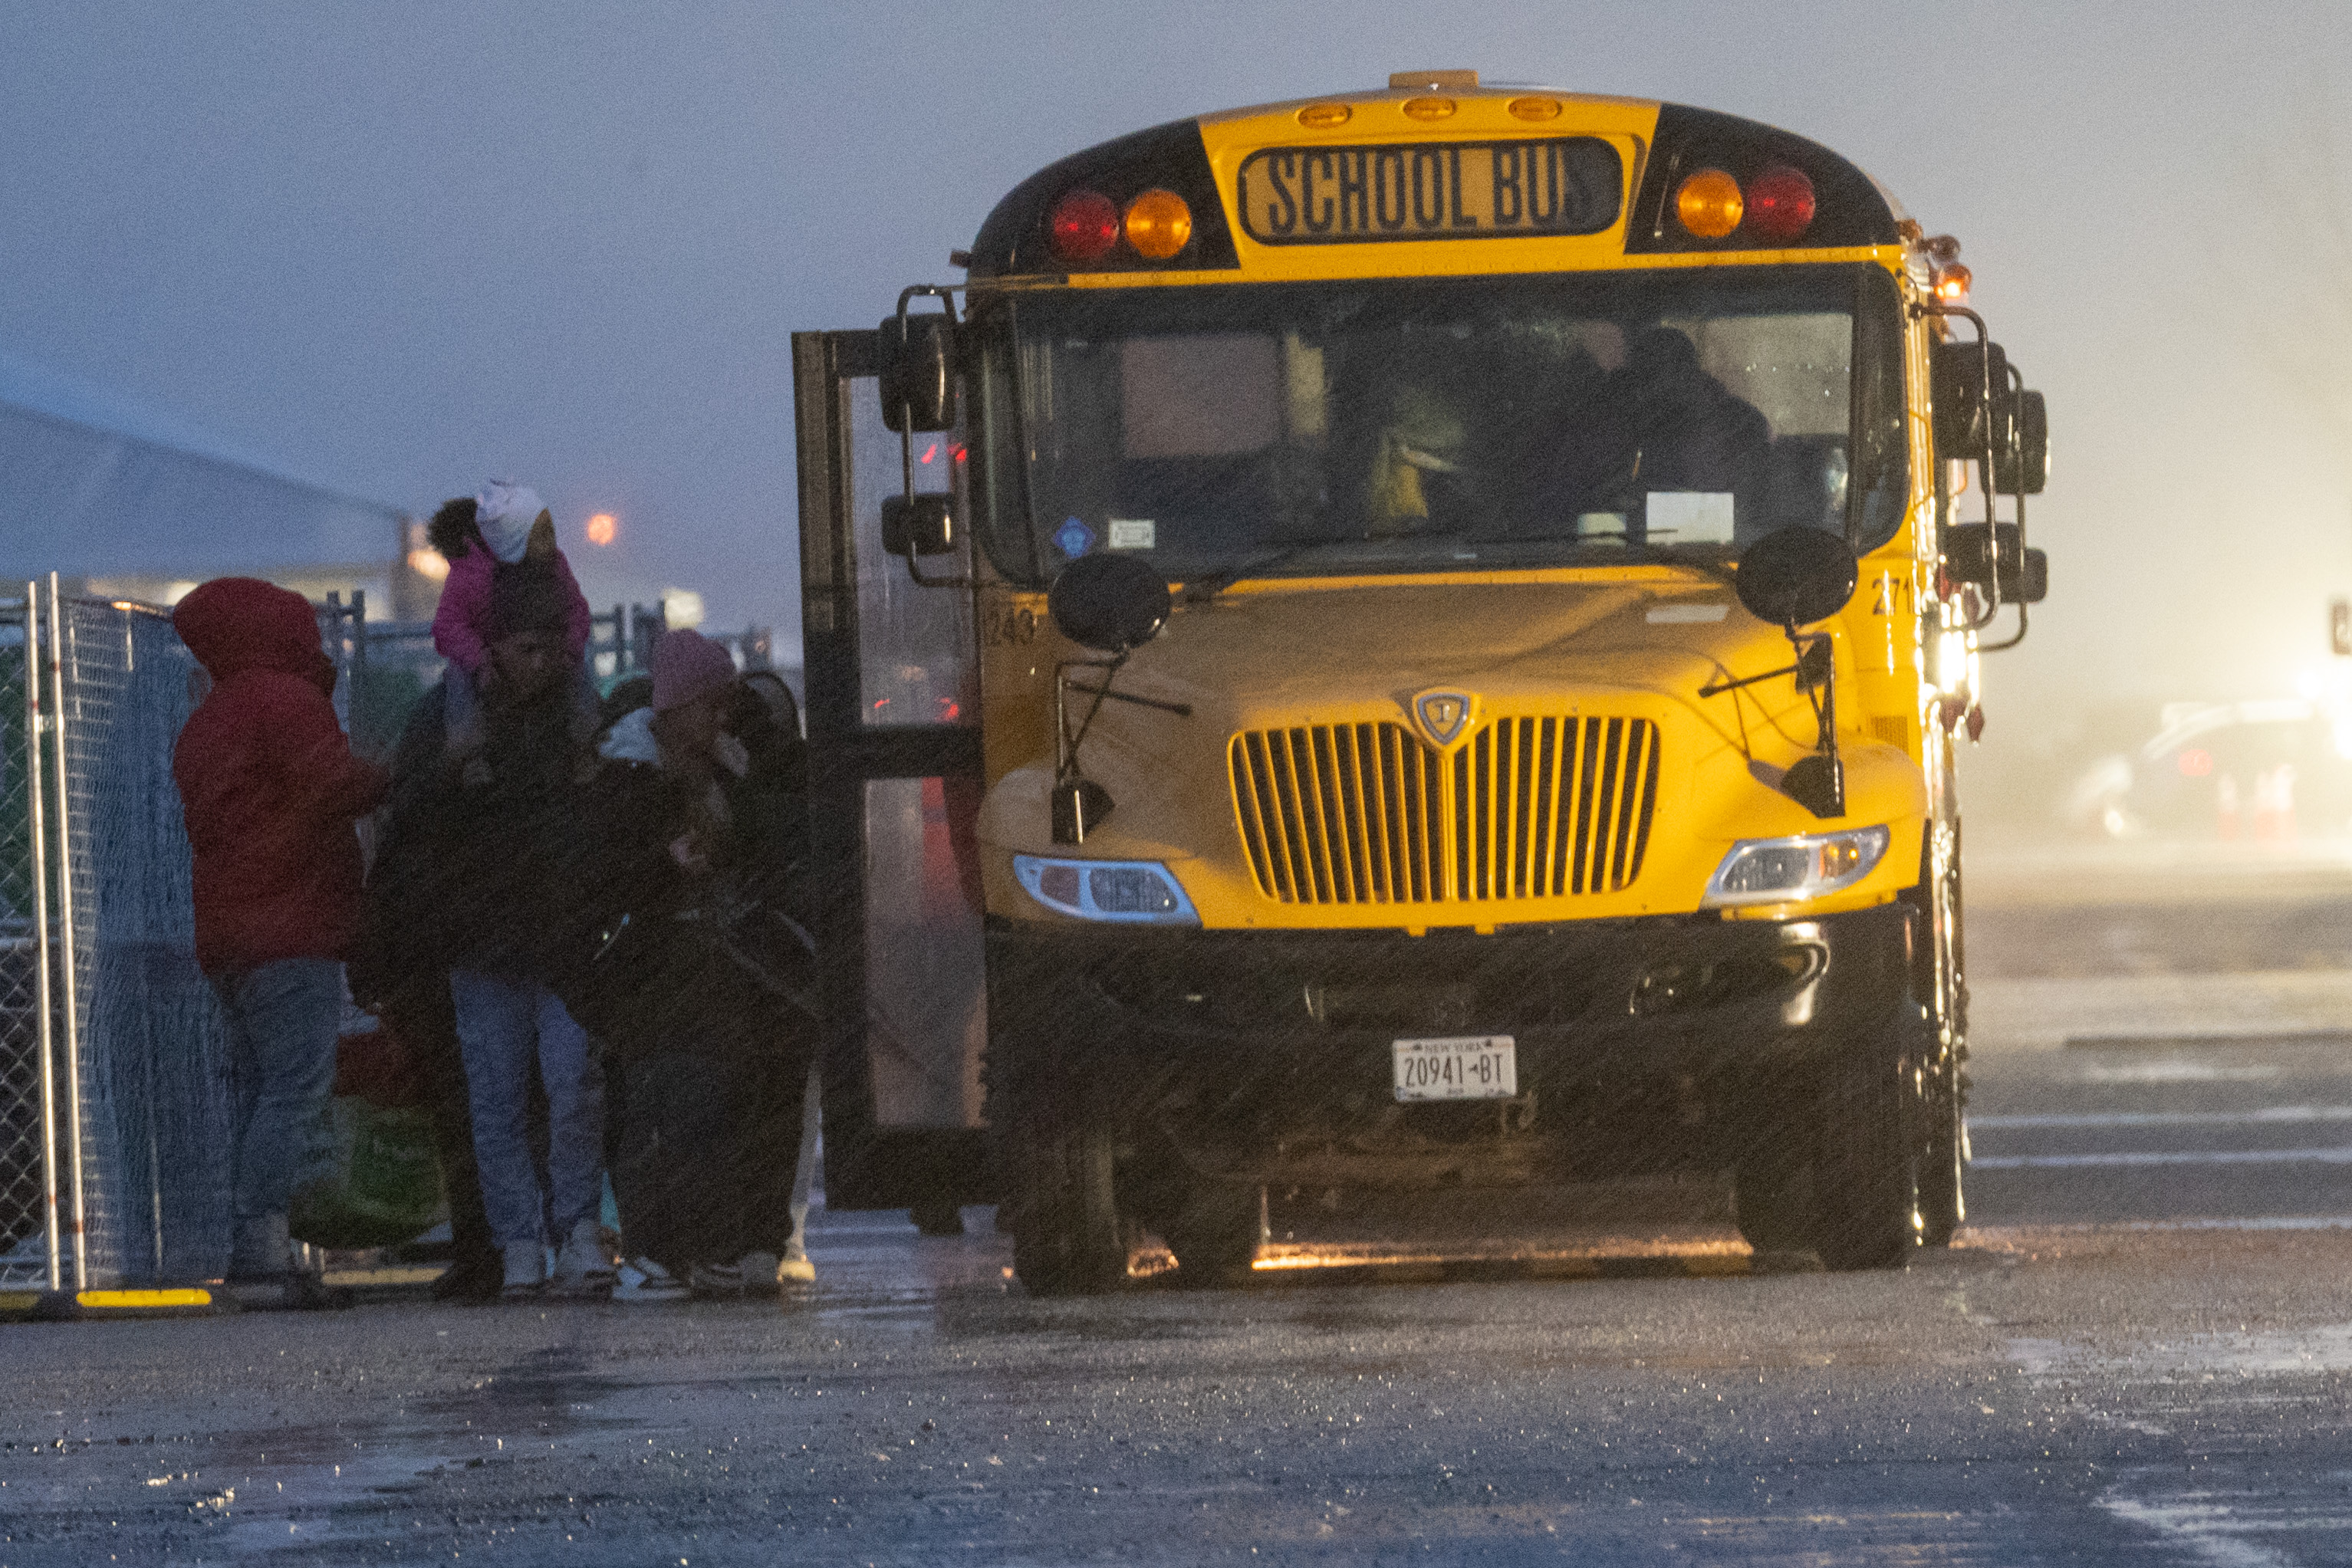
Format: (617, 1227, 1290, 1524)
(6, 849, 2352, 1565)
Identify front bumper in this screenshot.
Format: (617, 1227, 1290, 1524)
(986, 905, 1914, 1185)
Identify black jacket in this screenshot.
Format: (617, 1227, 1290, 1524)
(355, 680, 588, 1000)
(548, 712, 814, 1059)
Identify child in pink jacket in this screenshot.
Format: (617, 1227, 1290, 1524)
(429, 482, 597, 744)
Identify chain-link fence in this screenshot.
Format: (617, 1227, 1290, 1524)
(0, 577, 796, 1294)
(1, 580, 230, 1290)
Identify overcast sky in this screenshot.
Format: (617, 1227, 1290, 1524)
(7, 1, 2351, 776)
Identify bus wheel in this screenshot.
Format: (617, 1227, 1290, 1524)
(997, 1073, 1130, 1296)
(1732, 1129, 1814, 1258)
(1917, 1058, 1966, 1248)
(1161, 1183, 1263, 1287)
(1809, 1001, 1927, 1271)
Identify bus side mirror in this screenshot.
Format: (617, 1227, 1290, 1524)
(878, 312, 959, 433)
(882, 494, 958, 557)
(2015, 547, 2049, 604)
(1930, 339, 2009, 457)
(1733, 526, 1859, 629)
(1049, 553, 1171, 654)
(1943, 524, 2048, 603)
(1992, 388, 2048, 495)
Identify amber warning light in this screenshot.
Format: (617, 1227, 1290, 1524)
(585, 512, 618, 547)
(1674, 163, 1816, 243)
(1051, 187, 1193, 266)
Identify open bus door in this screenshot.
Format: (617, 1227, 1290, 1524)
(791, 327, 991, 1214)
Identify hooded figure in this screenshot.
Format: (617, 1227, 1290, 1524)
(170, 577, 388, 1304)
(562, 630, 817, 1301)
(172, 577, 387, 975)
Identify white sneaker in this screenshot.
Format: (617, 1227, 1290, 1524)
(499, 1238, 546, 1300)
(550, 1218, 615, 1299)
(778, 1247, 816, 1287)
(611, 1257, 688, 1303)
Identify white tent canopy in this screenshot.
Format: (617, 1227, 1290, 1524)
(0, 350, 402, 580)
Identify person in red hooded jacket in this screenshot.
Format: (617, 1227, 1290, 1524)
(172, 577, 388, 1303)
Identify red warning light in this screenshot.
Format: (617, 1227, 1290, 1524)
(1049, 189, 1120, 265)
(1745, 165, 1816, 242)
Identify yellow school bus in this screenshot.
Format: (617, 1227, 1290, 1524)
(793, 71, 2048, 1290)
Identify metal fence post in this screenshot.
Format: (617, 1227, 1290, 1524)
(44, 574, 87, 1290)
(24, 583, 61, 1291)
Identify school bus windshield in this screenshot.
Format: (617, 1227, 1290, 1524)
(976, 263, 1908, 587)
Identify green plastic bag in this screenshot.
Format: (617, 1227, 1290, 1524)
(289, 1098, 446, 1249)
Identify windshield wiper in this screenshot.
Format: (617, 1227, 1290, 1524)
(1180, 544, 1331, 603)
(1560, 531, 1737, 582)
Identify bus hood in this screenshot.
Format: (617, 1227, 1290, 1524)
(979, 574, 1923, 927)
(1113, 575, 1785, 718)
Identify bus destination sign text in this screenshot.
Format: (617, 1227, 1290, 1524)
(1236, 138, 1622, 246)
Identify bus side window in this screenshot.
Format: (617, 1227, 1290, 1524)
(1848, 266, 1910, 548)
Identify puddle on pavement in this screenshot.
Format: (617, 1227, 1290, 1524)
(185, 1341, 651, 1553)
(2009, 1322, 2352, 1379)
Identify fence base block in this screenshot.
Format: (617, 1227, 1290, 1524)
(17, 1287, 224, 1321)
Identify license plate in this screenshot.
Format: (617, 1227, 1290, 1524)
(1392, 1035, 1517, 1102)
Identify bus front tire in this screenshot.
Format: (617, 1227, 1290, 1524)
(995, 1072, 1130, 1297)
(1916, 1058, 1966, 1248)
(1733, 1001, 1927, 1272)
(1810, 1032, 1926, 1271)
(1161, 1183, 1263, 1287)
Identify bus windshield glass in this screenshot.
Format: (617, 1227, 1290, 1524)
(976, 265, 1906, 586)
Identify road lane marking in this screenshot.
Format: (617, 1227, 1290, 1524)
(1974, 1107, 2352, 1129)
(1974, 1147, 2352, 1169)
(2067, 1031, 2352, 1050)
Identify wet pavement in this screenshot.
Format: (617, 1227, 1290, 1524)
(5, 850, 2352, 1564)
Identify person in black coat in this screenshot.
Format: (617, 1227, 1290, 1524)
(558, 630, 815, 1301)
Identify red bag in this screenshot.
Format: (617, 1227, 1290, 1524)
(331, 1021, 425, 1109)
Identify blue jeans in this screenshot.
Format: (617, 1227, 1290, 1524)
(212, 959, 344, 1223)
(449, 970, 604, 1247)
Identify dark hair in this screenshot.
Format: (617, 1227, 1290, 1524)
(486, 560, 571, 641)
(426, 497, 478, 559)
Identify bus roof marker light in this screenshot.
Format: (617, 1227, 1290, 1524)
(1745, 164, 1816, 242)
(1675, 168, 1743, 238)
(1507, 97, 1564, 121)
(1048, 189, 1121, 265)
(1297, 102, 1351, 128)
(1123, 189, 1192, 260)
(1401, 97, 1457, 121)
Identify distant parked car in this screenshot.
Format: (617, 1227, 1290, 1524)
(2069, 699, 2352, 839)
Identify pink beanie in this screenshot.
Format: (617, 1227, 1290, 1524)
(651, 629, 737, 712)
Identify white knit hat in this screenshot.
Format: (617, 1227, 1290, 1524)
(474, 480, 547, 565)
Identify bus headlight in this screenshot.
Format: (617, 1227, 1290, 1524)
(1701, 825, 1890, 908)
(1014, 856, 1200, 925)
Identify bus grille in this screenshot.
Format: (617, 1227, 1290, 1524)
(1229, 715, 1661, 906)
